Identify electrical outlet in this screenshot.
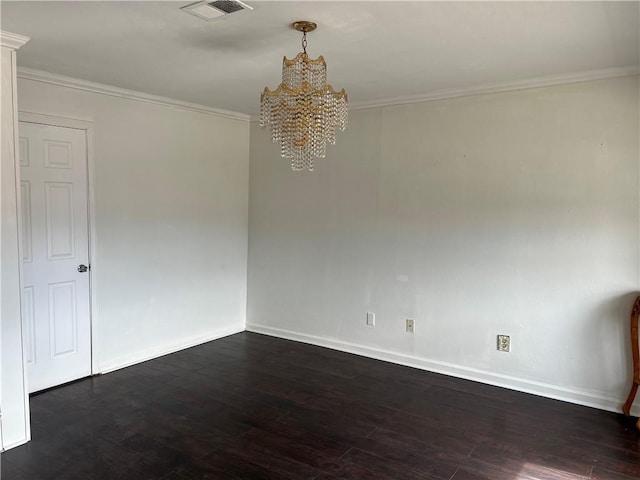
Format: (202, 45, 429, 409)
(366, 312, 375, 327)
(497, 335, 510, 352)
(406, 318, 415, 333)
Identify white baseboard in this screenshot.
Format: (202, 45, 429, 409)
(98, 324, 244, 374)
(246, 323, 640, 417)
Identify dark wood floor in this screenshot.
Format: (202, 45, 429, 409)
(2, 332, 639, 480)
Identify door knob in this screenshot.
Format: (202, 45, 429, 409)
(77, 264, 89, 273)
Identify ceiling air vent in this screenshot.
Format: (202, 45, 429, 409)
(181, 0, 252, 21)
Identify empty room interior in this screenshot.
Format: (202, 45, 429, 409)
(1, 1, 640, 479)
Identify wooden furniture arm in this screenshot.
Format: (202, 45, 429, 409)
(622, 295, 640, 430)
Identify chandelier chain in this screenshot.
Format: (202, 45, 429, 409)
(302, 31, 307, 54)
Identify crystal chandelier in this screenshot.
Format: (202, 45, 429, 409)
(260, 21, 348, 171)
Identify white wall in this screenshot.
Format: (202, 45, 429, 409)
(247, 76, 640, 414)
(17, 78, 250, 373)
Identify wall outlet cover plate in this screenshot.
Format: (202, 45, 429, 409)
(366, 312, 375, 326)
(497, 334, 510, 352)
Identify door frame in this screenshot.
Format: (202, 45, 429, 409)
(17, 111, 99, 376)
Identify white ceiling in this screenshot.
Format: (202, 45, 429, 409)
(1, 1, 638, 115)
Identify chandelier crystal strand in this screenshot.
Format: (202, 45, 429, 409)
(260, 21, 348, 171)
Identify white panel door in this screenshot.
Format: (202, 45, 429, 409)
(19, 122, 91, 393)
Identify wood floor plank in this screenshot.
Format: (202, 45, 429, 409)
(2, 332, 639, 480)
(450, 469, 492, 480)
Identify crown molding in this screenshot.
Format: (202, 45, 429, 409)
(17, 64, 637, 123)
(17, 67, 250, 122)
(0, 31, 30, 50)
(249, 65, 639, 121)
(348, 65, 640, 112)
